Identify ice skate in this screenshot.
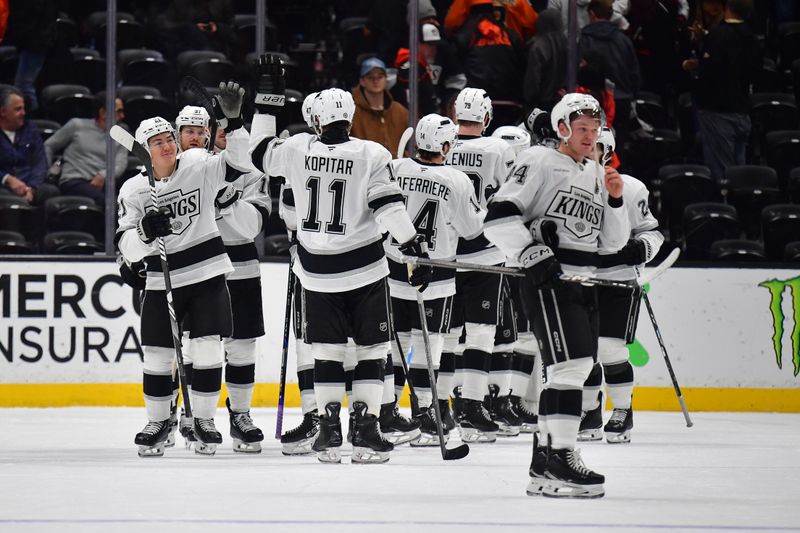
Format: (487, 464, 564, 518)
(193, 417, 222, 456)
(379, 402, 421, 445)
(459, 399, 498, 443)
(410, 403, 449, 447)
(227, 398, 263, 453)
(179, 408, 196, 449)
(281, 409, 319, 455)
(604, 408, 633, 444)
(577, 403, 603, 442)
(509, 395, 538, 433)
(439, 399, 456, 432)
(312, 402, 343, 463)
(351, 401, 393, 463)
(486, 386, 521, 437)
(543, 448, 605, 499)
(165, 404, 178, 448)
(525, 434, 548, 496)
(451, 386, 464, 424)
(135, 420, 170, 457)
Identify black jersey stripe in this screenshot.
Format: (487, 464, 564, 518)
(485, 200, 522, 224)
(225, 242, 259, 263)
(368, 193, 404, 212)
(282, 188, 295, 207)
(298, 239, 385, 275)
(555, 248, 601, 268)
(456, 233, 491, 255)
(224, 163, 247, 183)
(144, 236, 227, 272)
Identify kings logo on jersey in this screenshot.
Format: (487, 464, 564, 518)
(545, 186, 602, 239)
(152, 188, 201, 235)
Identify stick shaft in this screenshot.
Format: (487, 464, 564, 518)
(415, 291, 450, 459)
(275, 264, 294, 438)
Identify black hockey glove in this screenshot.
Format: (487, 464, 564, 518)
(617, 239, 648, 266)
(399, 235, 433, 292)
(528, 219, 559, 249)
(253, 53, 286, 116)
(137, 207, 172, 244)
(215, 184, 241, 210)
(117, 257, 146, 290)
(212, 80, 245, 132)
(520, 243, 562, 291)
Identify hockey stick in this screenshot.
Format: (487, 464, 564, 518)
(110, 125, 193, 419)
(415, 290, 470, 460)
(275, 262, 295, 439)
(401, 255, 640, 290)
(396, 127, 413, 159)
(179, 76, 219, 152)
(385, 284, 421, 414)
(638, 246, 680, 286)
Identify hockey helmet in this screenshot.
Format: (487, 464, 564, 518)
(176, 105, 210, 129)
(135, 116, 175, 148)
(597, 127, 616, 165)
(311, 88, 355, 134)
(302, 92, 318, 129)
(415, 113, 457, 156)
(491, 125, 531, 156)
(550, 93, 602, 141)
(454, 87, 492, 129)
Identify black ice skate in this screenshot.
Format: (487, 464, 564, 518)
(312, 402, 343, 463)
(410, 403, 450, 447)
(458, 399, 498, 443)
(486, 385, 521, 437)
(193, 417, 223, 456)
(439, 399, 456, 432)
(578, 402, 603, 442)
(379, 402, 421, 445)
(227, 398, 263, 453)
(135, 420, 170, 457)
(543, 448, 605, 499)
(351, 401, 393, 463)
(179, 408, 196, 449)
(281, 409, 319, 455)
(165, 403, 178, 448)
(451, 386, 464, 423)
(509, 395, 538, 433)
(525, 433, 548, 496)
(346, 409, 356, 444)
(604, 408, 633, 444)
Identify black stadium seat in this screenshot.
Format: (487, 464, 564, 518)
(39, 84, 94, 124)
(0, 196, 42, 245)
(43, 231, 103, 255)
(0, 230, 34, 254)
(763, 130, 800, 190)
(658, 164, 717, 237)
(682, 203, 740, 260)
(709, 239, 766, 262)
(44, 196, 105, 242)
(789, 167, 800, 204)
(30, 119, 62, 142)
(724, 166, 782, 238)
(123, 95, 174, 133)
(761, 204, 800, 260)
(784, 241, 800, 262)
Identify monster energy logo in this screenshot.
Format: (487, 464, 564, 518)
(759, 276, 800, 376)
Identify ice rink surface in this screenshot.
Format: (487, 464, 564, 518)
(1, 408, 798, 533)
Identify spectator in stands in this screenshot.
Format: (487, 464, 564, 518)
(367, 0, 439, 65)
(44, 93, 128, 209)
(523, 8, 566, 111)
(683, 0, 761, 182)
(579, 0, 641, 140)
(3, 0, 58, 111)
(576, 49, 616, 128)
(351, 57, 410, 155)
(155, 0, 237, 60)
(547, 0, 631, 32)
(451, 1, 526, 103)
(0, 85, 58, 205)
(444, 0, 539, 42)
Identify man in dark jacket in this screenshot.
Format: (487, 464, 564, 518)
(523, 9, 567, 111)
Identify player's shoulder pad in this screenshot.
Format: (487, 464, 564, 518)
(177, 147, 214, 168)
(621, 174, 648, 197)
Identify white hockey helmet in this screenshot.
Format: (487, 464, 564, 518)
(311, 88, 355, 134)
(175, 105, 210, 129)
(491, 125, 531, 156)
(302, 92, 318, 128)
(550, 93, 602, 141)
(454, 87, 492, 129)
(135, 116, 175, 148)
(415, 113, 457, 156)
(597, 127, 616, 165)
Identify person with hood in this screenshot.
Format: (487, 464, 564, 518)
(523, 9, 567, 111)
(444, 0, 539, 42)
(350, 57, 410, 156)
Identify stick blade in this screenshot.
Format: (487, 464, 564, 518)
(110, 124, 135, 151)
(396, 126, 413, 159)
(443, 443, 470, 460)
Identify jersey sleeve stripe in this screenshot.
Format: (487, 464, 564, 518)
(298, 239, 385, 275)
(281, 188, 295, 207)
(485, 200, 523, 225)
(456, 233, 491, 255)
(368, 193, 404, 213)
(225, 242, 260, 263)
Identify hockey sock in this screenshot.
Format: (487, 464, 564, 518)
(581, 362, 603, 412)
(489, 351, 514, 396)
(296, 341, 316, 414)
(460, 348, 491, 401)
(351, 359, 385, 415)
(547, 359, 593, 450)
(523, 354, 543, 413)
(192, 366, 223, 420)
(382, 354, 396, 405)
(314, 359, 346, 415)
(509, 351, 534, 398)
(436, 351, 455, 400)
(143, 347, 174, 421)
(225, 362, 255, 412)
(604, 360, 634, 409)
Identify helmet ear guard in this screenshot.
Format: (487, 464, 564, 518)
(302, 92, 319, 129)
(597, 127, 616, 165)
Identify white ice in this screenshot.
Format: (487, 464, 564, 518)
(1, 408, 798, 533)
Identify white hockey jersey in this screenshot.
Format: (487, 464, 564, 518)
(385, 158, 485, 300)
(269, 135, 409, 293)
(484, 145, 630, 276)
(116, 127, 253, 290)
(445, 135, 515, 265)
(596, 174, 664, 281)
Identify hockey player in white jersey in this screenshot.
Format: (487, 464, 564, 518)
(116, 81, 253, 457)
(386, 113, 485, 446)
(484, 93, 630, 498)
(444, 87, 516, 442)
(577, 128, 663, 444)
(249, 66, 432, 463)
